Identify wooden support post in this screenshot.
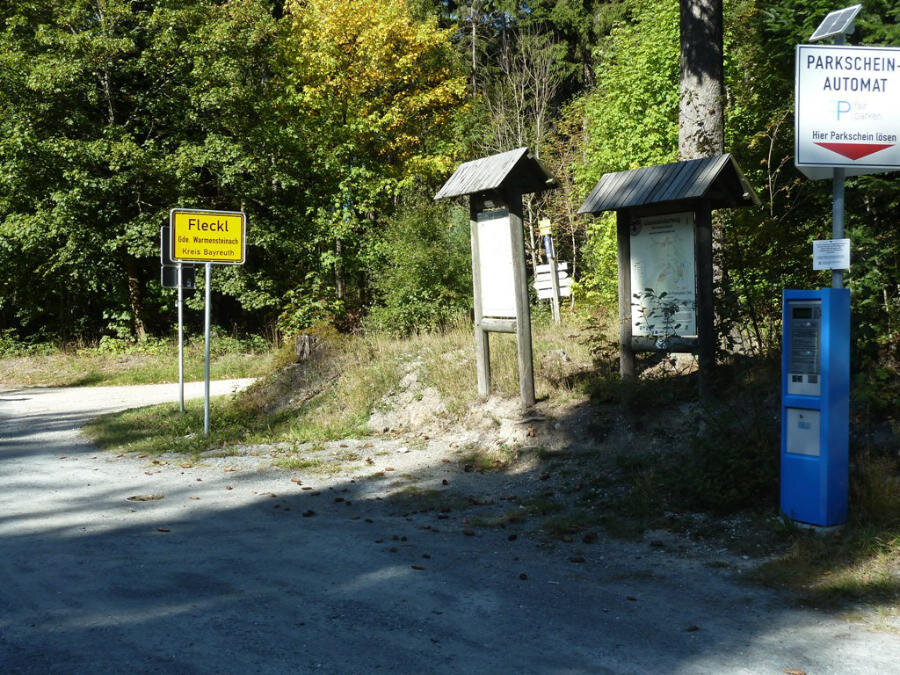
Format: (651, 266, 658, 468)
(695, 200, 715, 396)
(470, 198, 490, 396)
(616, 210, 635, 378)
(507, 190, 536, 409)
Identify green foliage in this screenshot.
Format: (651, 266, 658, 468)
(366, 198, 472, 335)
(572, 0, 679, 307)
(578, 0, 679, 185)
(0, 0, 465, 341)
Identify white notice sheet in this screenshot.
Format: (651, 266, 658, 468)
(477, 210, 517, 318)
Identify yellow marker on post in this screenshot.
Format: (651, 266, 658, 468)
(538, 217, 552, 237)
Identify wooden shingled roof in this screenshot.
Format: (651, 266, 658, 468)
(434, 147, 557, 200)
(577, 154, 759, 214)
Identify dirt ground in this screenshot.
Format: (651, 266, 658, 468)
(1, 381, 898, 673)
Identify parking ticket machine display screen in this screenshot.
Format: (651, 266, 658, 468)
(788, 301, 821, 396)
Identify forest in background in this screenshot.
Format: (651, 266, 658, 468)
(0, 0, 897, 384)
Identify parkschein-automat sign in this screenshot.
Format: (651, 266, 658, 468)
(795, 44, 900, 179)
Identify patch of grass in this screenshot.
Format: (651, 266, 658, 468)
(518, 496, 565, 517)
(384, 486, 471, 513)
(418, 314, 597, 415)
(458, 443, 520, 472)
(751, 454, 900, 609)
(86, 331, 406, 456)
(0, 335, 274, 387)
(752, 527, 899, 609)
(273, 454, 351, 475)
(539, 509, 600, 539)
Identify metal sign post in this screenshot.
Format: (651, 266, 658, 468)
(178, 263, 184, 412)
(168, 207, 247, 436)
(203, 262, 211, 436)
(539, 219, 561, 323)
(161, 224, 197, 412)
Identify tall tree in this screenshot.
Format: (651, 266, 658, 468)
(281, 0, 465, 318)
(678, 0, 724, 158)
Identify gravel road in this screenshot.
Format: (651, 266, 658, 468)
(0, 382, 897, 673)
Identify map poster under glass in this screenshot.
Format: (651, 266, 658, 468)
(630, 212, 697, 337)
(477, 209, 517, 318)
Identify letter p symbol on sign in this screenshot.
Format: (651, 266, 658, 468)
(836, 101, 851, 120)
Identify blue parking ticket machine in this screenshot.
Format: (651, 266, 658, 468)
(781, 288, 850, 526)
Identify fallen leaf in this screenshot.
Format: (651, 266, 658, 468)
(225, 486, 233, 490)
(384, 466, 395, 472)
(290, 477, 302, 484)
(180, 463, 193, 469)
(302, 486, 313, 491)
(224, 466, 235, 472)
(784, 671, 806, 675)
(189, 496, 200, 500)
(156, 528, 170, 533)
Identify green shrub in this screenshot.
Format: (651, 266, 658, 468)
(366, 197, 472, 335)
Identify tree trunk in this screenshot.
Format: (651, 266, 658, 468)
(678, 0, 724, 159)
(124, 255, 147, 341)
(680, 0, 725, 376)
(334, 238, 344, 300)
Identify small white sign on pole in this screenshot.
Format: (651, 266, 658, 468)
(795, 45, 900, 180)
(813, 238, 851, 270)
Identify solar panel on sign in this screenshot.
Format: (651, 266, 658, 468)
(809, 4, 862, 42)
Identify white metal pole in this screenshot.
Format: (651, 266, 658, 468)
(178, 263, 184, 413)
(832, 168, 845, 289)
(832, 34, 846, 291)
(204, 262, 211, 436)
